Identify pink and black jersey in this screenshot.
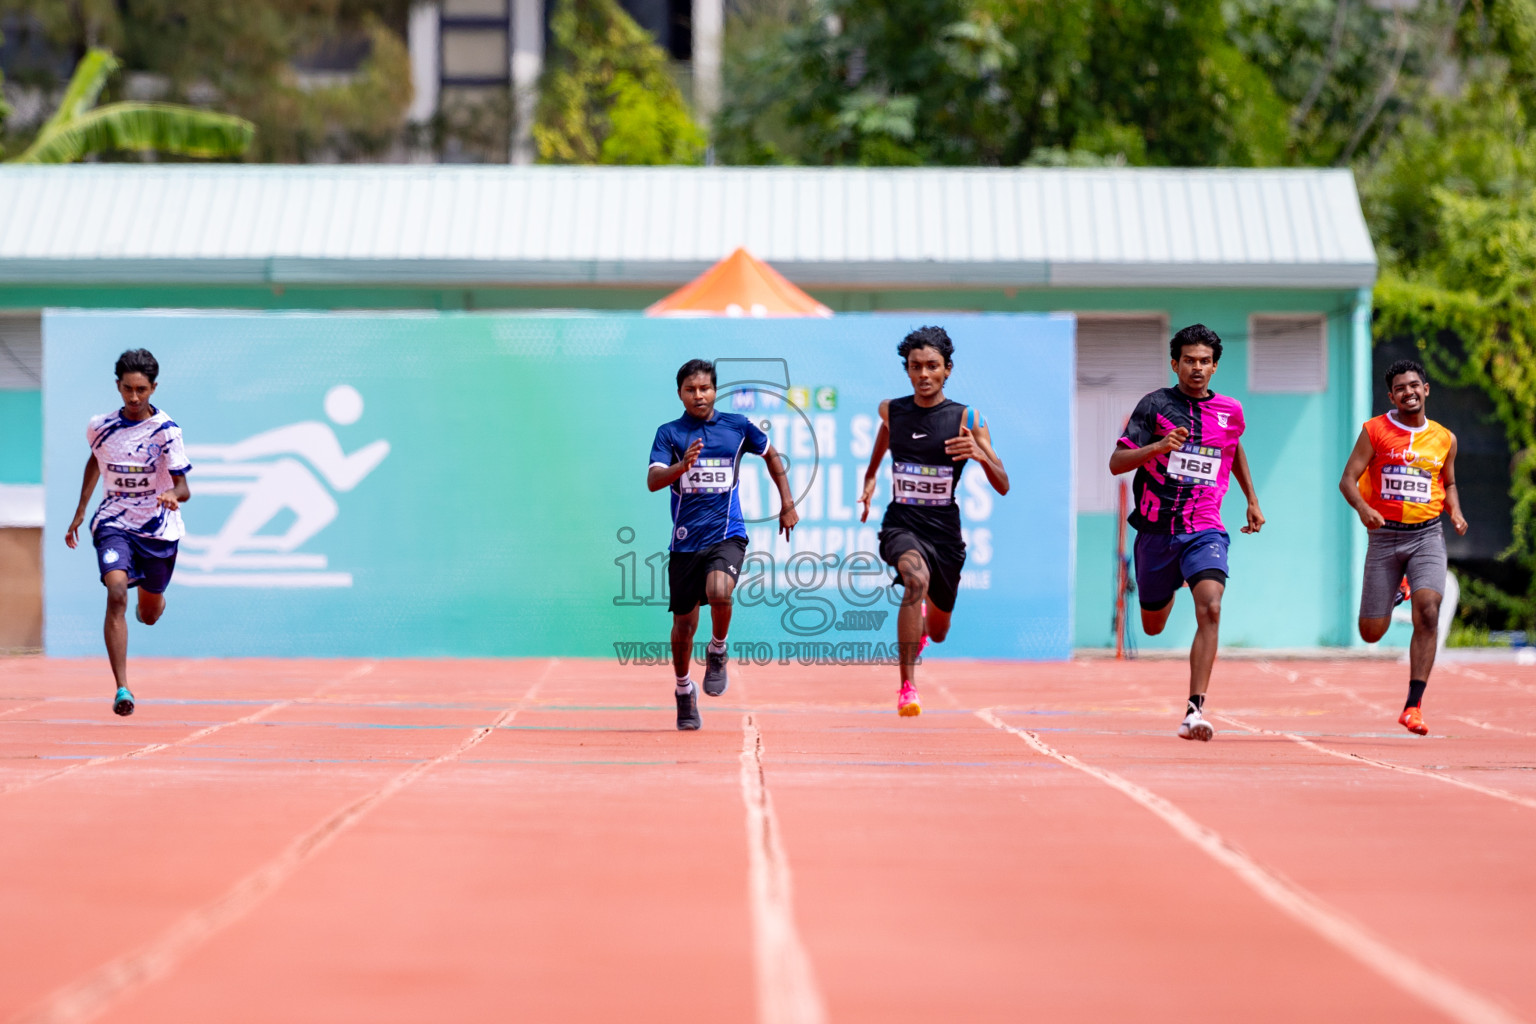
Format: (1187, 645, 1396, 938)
(1117, 388, 1245, 535)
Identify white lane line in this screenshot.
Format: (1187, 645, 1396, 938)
(1255, 662, 1536, 739)
(0, 664, 378, 797)
(740, 714, 827, 1024)
(0, 700, 46, 720)
(0, 703, 291, 796)
(1443, 664, 1535, 687)
(977, 708, 1526, 1024)
(1443, 663, 1536, 698)
(1214, 713, 1536, 813)
(8, 660, 554, 1024)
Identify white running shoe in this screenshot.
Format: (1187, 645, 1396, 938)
(1178, 708, 1214, 741)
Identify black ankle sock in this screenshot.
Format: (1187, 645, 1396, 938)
(1188, 694, 1205, 712)
(1405, 679, 1427, 710)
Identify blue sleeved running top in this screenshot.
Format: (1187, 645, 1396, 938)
(649, 411, 769, 553)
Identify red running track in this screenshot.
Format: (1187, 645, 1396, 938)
(1, 655, 1534, 1023)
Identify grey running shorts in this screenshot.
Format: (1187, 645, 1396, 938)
(1360, 520, 1447, 619)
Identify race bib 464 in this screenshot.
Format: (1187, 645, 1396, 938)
(103, 463, 155, 496)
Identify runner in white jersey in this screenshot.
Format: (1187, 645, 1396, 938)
(65, 349, 192, 717)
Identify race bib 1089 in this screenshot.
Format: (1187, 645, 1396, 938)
(1165, 444, 1222, 487)
(1381, 464, 1432, 502)
(893, 462, 954, 505)
(679, 458, 733, 495)
(103, 463, 155, 496)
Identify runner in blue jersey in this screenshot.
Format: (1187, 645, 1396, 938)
(64, 349, 192, 717)
(648, 359, 798, 730)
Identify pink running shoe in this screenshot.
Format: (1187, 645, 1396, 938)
(918, 600, 930, 655)
(898, 681, 922, 717)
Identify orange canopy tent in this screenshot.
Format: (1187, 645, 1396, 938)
(645, 247, 833, 318)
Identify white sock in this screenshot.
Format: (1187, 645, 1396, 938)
(675, 676, 694, 696)
(708, 635, 727, 654)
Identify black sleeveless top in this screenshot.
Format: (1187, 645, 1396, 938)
(881, 395, 967, 543)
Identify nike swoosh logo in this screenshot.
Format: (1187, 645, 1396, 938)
(912, 432, 927, 439)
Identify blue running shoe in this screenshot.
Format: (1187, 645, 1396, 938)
(113, 686, 135, 717)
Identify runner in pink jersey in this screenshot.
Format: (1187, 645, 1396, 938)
(1110, 325, 1265, 741)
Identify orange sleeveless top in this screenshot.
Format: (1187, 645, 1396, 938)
(1358, 413, 1452, 524)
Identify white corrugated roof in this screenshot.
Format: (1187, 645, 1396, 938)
(0, 165, 1376, 288)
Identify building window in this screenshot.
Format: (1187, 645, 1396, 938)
(0, 314, 42, 390)
(1249, 314, 1327, 393)
(1075, 315, 1168, 513)
(441, 0, 510, 86)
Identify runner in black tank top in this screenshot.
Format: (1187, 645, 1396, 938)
(859, 326, 1010, 717)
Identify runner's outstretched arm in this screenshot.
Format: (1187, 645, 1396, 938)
(760, 444, 799, 539)
(65, 454, 100, 550)
(858, 401, 891, 523)
(1442, 434, 1468, 535)
(1337, 429, 1385, 530)
(1109, 427, 1187, 476)
(944, 420, 1009, 494)
(1231, 442, 1264, 534)
(648, 438, 703, 492)
(157, 473, 191, 511)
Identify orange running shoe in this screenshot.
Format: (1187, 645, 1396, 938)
(898, 681, 922, 717)
(1393, 576, 1411, 608)
(1399, 706, 1428, 735)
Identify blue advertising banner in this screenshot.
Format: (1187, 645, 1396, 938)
(44, 311, 1075, 659)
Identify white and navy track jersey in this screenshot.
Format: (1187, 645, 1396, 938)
(649, 411, 769, 553)
(87, 407, 192, 541)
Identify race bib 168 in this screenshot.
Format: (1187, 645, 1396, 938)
(1165, 444, 1222, 487)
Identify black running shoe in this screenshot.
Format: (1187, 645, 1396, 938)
(703, 646, 729, 696)
(676, 685, 701, 730)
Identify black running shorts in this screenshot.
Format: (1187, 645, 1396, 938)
(668, 536, 748, 615)
(878, 527, 966, 614)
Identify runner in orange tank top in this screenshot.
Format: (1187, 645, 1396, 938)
(1339, 359, 1468, 735)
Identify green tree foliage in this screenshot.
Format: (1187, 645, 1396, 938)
(8, 48, 253, 162)
(716, 0, 1291, 166)
(534, 0, 705, 165)
(1361, 38, 1536, 630)
(1374, 276, 1536, 631)
(0, 0, 412, 161)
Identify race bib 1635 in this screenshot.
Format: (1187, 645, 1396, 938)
(893, 462, 954, 505)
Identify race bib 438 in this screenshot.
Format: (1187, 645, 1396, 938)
(1165, 444, 1221, 487)
(680, 458, 733, 494)
(103, 463, 155, 496)
(893, 462, 954, 505)
(1381, 464, 1432, 502)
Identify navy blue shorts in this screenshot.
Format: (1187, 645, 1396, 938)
(94, 528, 179, 594)
(1133, 529, 1229, 609)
